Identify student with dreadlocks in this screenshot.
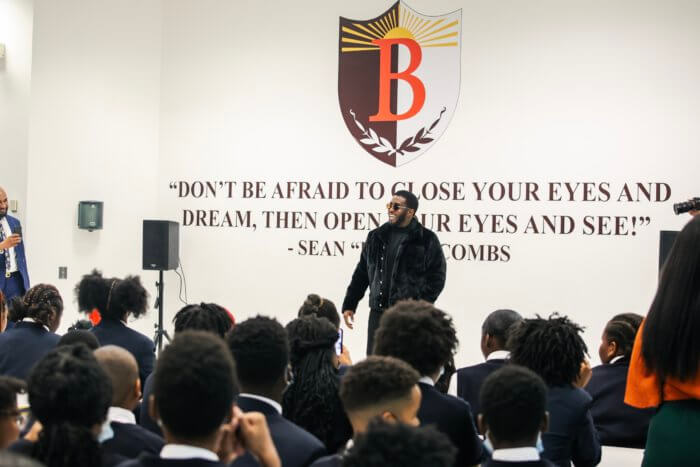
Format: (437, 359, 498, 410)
(282, 315, 352, 453)
(585, 313, 652, 448)
(625, 216, 700, 466)
(76, 270, 154, 389)
(8, 344, 121, 467)
(508, 314, 601, 467)
(139, 302, 234, 436)
(0, 284, 63, 379)
(298, 294, 352, 367)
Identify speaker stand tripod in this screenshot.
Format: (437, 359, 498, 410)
(153, 269, 171, 354)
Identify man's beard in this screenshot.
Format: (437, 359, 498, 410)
(0, 210, 5, 220)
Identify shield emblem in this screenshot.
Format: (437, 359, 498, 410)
(339, 1, 461, 167)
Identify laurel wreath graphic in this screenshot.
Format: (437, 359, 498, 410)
(349, 107, 447, 157)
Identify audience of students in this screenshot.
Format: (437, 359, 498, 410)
(585, 313, 652, 449)
(373, 300, 483, 467)
(625, 215, 700, 466)
(450, 309, 522, 416)
(227, 316, 326, 467)
(342, 420, 456, 467)
(94, 345, 164, 460)
(508, 314, 601, 467)
(9, 344, 119, 467)
(0, 284, 62, 380)
(139, 302, 233, 436)
(479, 365, 556, 467)
(0, 376, 25, 449)
(76, 270, 155, 389)
(119, 330, 280, 467)
(282, 315, 352, 454)
(310, 355, 422, 467)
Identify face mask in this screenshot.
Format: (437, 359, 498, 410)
(483, 432, 544, 454)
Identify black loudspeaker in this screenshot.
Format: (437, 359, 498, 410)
(659, 230, 679, 272)
(143, 220, 179, 270)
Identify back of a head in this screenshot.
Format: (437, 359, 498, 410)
(154, 331, 238, 441)
(507, 313, 587, 387)
(482, 309, 522, 348)
(173, 302, 233, 337)
(57, 330, 100, 350)
(342, 420, 455, 467)
(480, 365, 547, 446)
(226, 316, 289, 391)
(373, 300, 458, 377)
(285, 315, 338, 367)
(340, 356, 420, 419)
(75, 270, 148, 321)
(27, 345, 112, 467)
(603, 313, 644, 359)
(298, 294, 340, 329)
(9, 284, 63, 329)
(94, 345, 139, 407)
(644, 216, 700, 381)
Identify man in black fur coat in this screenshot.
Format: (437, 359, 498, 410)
(342, 190, 446, 355)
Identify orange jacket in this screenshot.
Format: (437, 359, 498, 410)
(625, 320, 700, 408)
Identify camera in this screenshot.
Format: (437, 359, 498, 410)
(673, 198, 700, 215)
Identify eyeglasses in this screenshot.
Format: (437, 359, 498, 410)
(0, 409, 29, 428)
(386, 203, 410, 211)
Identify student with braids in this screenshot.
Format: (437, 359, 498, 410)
(625, 216, 700, 466)
(508, 314, 601, 467)
(8, 344, 123, 467)
(298, 294, 352, 366)
(0, 284, 62, 379)
(139, 302, 234, 436)
(282, 315, 352, 453)
(585, 313, 652, 448)
(76, 270, 154, 388)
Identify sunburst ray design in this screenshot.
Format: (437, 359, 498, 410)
(341, 2, 459, 53)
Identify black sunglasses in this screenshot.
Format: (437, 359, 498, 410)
(386, 203, 410, 211)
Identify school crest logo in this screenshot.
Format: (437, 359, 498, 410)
(339, 1, 461, 167)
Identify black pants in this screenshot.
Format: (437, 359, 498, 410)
(366, 308, 383, 355)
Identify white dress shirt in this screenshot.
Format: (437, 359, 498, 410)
(0, 217, 18, 273)
(160, 444, 219, 461)
(108, 406, 137, 424)
(492, 446, 540, 461)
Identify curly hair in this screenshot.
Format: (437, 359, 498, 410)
(339, 356, 419, 413)
(643, 216, 700, 382)
(603, 313, 643, 359)
(9, 284, 63, 329)
(57, 330, 100, 350)
(75, 270, 148, 321)
(343, 420, 455, 467)
(227, 316, 288, 388)
(507, 313, 588, 387)
(373, 300, 458, 376)
(283, 315, 346, 451)
(27, 344, 112, 467)
(173, 303, 233, 337)
(480, 365, 547, 444)
(154, 331, 238, 439)
(298, 294, 340, 329)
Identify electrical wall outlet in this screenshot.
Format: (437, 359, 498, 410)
(58, 267, 67, 279)
(9, 200, 18, 213)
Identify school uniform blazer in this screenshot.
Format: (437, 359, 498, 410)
(542, 385, 601, 467)
(0, 214, 30, 291)
(456, 359, 506, 421)
(418, 382, 484, 467)
(0, 321, 60, 379)
(139, 372, 161, 436)
(585, 359, 654, 449)
(482, 459, 558, 467)
(308, 454, 342, 467)
(103, 421, 165, 460)
(116, 455, 227, 467)
(10, 438, 128, 467)
(232, 396, 326, 467)
(92, 319, 155, 388)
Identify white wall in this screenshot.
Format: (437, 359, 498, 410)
(25, 0, 162, 334)
(21, 0, 700, 369)
(0, 0, 33, 220)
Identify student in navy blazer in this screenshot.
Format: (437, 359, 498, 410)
(450, 309, 522, 418)
(373, 300, 484, 467)
(228, 316, 326, 467)
(509, 315, 601, 467)
(76, 270, 155, 388)
(0, 188, 30, 304)
(586, 313, 653, 449)
(0, 284, 63, 380)
(95, 346, 164, 460)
